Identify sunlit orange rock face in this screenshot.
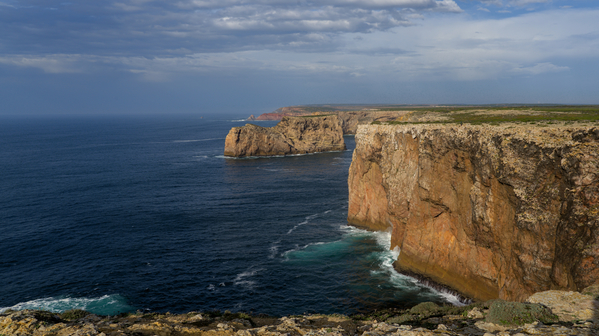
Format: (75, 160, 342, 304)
(224, 116, 345, 157)
(348, 124, 599, 302)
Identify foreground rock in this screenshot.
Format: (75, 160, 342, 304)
(224, 116, 345, 157)
(348, 122, 599, 302)
(3, 290, 599, 336)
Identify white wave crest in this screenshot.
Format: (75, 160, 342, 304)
(172, 138, 224, 143)
(343, 224, 465, 306)
(233, 268, 264, 289)
(0, 294, 133, 315)
(269, 240, 281, 259)
(287, 213, 320, 234)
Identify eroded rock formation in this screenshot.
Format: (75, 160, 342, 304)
(348, 123, 599, 302)
(224, 116, 345, 157)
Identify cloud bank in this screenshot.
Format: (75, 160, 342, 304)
(2, 6, 596, 82)
(0, 0, 598, 111)
(0, 0, 461, 56)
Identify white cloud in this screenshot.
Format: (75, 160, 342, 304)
(0, 54, 85, 73)
(209, 6, 412, 33)
(181, 0, 458, 10)
(1, 5, 597, 84)
(0, 0, 463, 57)
(475, 0, 503, 6)
(508, 0, 549, 6)
(510, 62, 569, 75)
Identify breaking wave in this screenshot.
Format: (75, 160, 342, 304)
(0, 294, 135, 316)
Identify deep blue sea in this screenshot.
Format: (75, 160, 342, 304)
(0, 114, 459, 317)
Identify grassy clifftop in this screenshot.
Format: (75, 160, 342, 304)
(371, 106, 599, 125)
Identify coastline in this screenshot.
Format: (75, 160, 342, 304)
(3, 291, 599, 336)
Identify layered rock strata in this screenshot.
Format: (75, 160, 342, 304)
(224, 116, 345, 157)
(348, 123, 599, 302)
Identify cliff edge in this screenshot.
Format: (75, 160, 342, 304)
(348, 123, 599, 302)
(224, 116, 346, 157)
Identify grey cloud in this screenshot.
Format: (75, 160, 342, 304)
(510, 62, 569, 75)
(467, 0, 551, 7)
(467, 0, 503, 6)
(508, 0, 550, 6)
(182, 0, 452, 9)
(346, 47, 413, 55)
(0, 0, 461, 57)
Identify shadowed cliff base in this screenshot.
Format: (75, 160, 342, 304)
(394, 269, 473, 305)
(224, 115, 346, 157)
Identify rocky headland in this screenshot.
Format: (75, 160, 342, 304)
(254, 105, 599, 136)
(255, 107, 410, 134)
(348, 121, 599, 302)
(224, 115, 345, 157)
(5, 108, 599, 335)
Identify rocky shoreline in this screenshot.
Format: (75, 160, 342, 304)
(2, 287, 599, 335)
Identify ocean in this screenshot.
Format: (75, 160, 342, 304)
(0, 114, 459, 317)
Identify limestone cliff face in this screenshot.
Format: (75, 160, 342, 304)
(224, 116, 346, 157)
(348, 123, 599, 302)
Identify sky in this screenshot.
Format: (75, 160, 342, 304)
(1, 0, 598, 116)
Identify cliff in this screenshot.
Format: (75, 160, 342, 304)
(348, 123, 599, 302)
(224, 116, 345, 157)
(256, 109, 409, 134)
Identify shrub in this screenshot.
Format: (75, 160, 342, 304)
(33, 311, 62, 324)
(61, 309, 90, 320)
(409, 302, 440, 315)
(485, 301, 557, 326)
(387, 314, 416, 324)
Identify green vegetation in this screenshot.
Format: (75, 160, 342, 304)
(376, 105, 599, 114)
(298, 114, 334, 118)
(386, 314, 416, 324)
(32, 311, 63, 324)
(60, 309, 90, 320)
(409, 302, 441, 315)
(451, 111, 599, 124)
(485, 301, 557, 326)
(350, 301, 492, 324)
(370, 106, 599, 125)
(291, 106, 341, 113)
(274, 104, 599, 125)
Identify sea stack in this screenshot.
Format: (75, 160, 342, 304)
(224, 115, 346, 157)
(348, 123, 599, 302)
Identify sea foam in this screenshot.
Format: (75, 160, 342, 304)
(0, 294, 135, 316)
